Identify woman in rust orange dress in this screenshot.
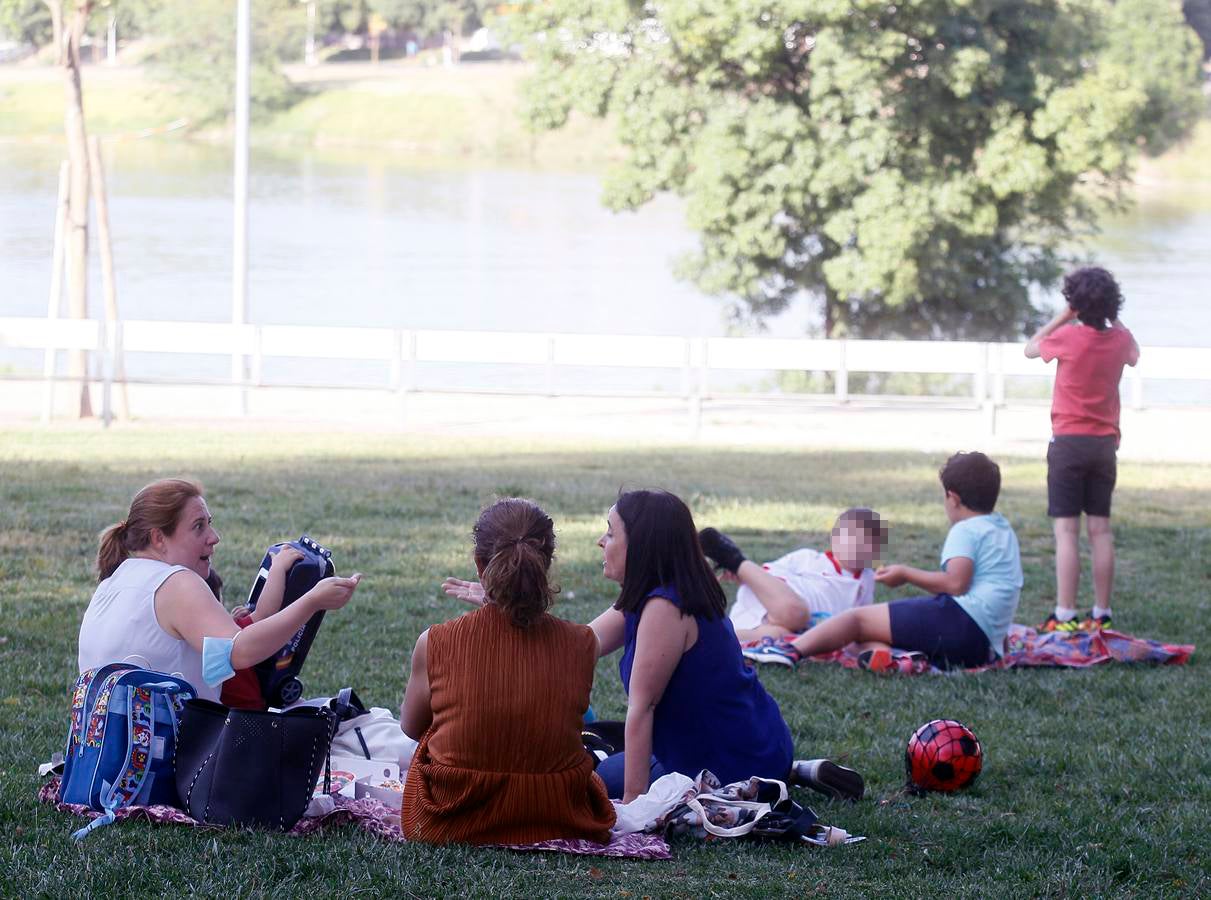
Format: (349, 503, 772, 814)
(400, 498, 615, 845)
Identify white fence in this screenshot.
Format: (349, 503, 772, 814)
(2, 316, 1208, 430)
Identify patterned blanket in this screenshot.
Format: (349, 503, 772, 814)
(811, 625, 1194, 674)
(36, 777, 671, 860)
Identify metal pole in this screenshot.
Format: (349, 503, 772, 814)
(43, 161, 70, 424)
(232, 0, 251, 415)
(89, 135, 129, 421)
(305, 1, 317, 66)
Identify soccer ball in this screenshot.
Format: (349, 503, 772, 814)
(905, 719, 983, 793)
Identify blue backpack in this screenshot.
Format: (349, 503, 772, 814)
(59, 662, 197, 839)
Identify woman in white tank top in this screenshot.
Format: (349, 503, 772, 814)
(78, 479, 362, 699)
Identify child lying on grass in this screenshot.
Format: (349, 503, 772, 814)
(698, 508, 886, 642)
(742, 452, 1023, 673)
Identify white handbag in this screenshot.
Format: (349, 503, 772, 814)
(331, 704, 418, 772)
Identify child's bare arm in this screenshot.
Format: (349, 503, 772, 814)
(875, 558, 973, 597)
(246, 545, 304, 623)
(1024, 307, 1077, 359)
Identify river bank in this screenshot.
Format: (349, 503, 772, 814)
(0, 61, 619, 169)
(2, 60, 1208, 180)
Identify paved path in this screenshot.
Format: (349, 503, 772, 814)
(5, 381, 1209, 462)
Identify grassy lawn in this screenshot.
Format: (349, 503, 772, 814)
(1, 428, 1208, 897)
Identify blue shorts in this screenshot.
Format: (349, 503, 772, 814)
(888, 594, 993, 670)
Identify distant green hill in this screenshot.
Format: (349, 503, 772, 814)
(0, 62, 618, 169)
(0, 61, 1204, 180)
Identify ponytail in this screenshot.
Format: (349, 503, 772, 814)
(481, 539, 552, 628)
(472, 498, 558, 629)
(95, 479, 204, 582)
(96, 519, 130, 581)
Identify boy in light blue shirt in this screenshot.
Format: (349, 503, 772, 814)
(743, 451, 1023, 671)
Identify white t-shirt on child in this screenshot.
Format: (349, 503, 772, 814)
(728, 548, 875, 632)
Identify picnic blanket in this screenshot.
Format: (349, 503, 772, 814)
(810, 625, 1194, 675)
(36, 777, 671, 860)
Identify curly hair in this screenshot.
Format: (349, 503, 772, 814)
(939, 451, 1001, 514)
(474, 498, 557, 628)
(1062, 266, 1123, 330)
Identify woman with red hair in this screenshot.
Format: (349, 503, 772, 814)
(79, 478, 361, 700)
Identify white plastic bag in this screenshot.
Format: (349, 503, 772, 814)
(610, 771, 696, 835)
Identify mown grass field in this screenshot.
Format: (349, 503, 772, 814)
(1, 427, 1208, 897)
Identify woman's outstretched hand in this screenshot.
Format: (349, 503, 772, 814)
(306, 573, 362, 610)
(442, 577, 486, 607)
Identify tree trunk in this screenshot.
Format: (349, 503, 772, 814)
(89, 135, 129, 421)
(48, 0, 96, 418)
(823, 287, 837, 339)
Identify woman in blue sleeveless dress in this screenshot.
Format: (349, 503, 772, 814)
(441, 489, 864, 802)
(588, 489, 794, 802)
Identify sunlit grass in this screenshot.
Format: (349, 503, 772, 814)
(1, 427, 1207, 895)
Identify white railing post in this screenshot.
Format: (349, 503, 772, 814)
(834, 339, 848, 403)
(389, 329, 403, 391)
(111, 320, 125, 422)
(100, 318, 113, 428)
(41, 320, 59, 425)
(991, 344, 1006, 407)
(400, 329, 417, 427)
(250, 324, 263, 387)
(977, 343, 994, 435)
(546, 336, 557, 397)
(687, 337, 706, 439)
(406, 330, 418, 392)
(974, 343, 988, 404)
(392, 329, 407, 427)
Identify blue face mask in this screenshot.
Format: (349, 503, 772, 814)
(201, 636, 236, 687)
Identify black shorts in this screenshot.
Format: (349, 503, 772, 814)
(887, 594, 993, 670)
(1047, 434, 1117, 518)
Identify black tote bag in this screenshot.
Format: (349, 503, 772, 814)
(174, 698, 337, 830)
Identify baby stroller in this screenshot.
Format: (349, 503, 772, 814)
(244, 534, 334, 707)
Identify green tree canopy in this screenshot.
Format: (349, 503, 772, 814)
(149, 0, 303, 126)
(320, 0, 493, 37)
(368, 0, 491, 36)
(0, 0, 159, 49)
(514, 0, 1205, 338)
(0, 0, 52, 45)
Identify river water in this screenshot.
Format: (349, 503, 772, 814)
(1, 140, 1208, 396)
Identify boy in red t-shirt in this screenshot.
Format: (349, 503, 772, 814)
(1025, 266, 1140, 632)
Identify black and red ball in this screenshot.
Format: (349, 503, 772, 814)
(905, 719, 983, 793)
